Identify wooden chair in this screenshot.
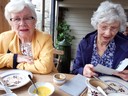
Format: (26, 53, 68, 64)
(53, 48, 64, 70)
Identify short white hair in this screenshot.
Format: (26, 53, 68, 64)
(91, 1, 127, 32)
(4, 0, 37, 22)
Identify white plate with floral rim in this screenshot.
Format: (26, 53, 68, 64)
(99, 76, 128, 95)
(108, 93, 128, 96)
(0, 69, 33, 90)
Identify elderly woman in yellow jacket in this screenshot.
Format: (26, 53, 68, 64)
(0, 0, 57, 74)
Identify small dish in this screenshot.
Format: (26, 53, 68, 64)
(53, 73, 66, 85)
(28, 82, 54, 96)
(86, 78, 108, 96)
(86, 78, 108, 91)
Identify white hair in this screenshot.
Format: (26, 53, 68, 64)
(4, 0, 37, 22)
(91, 1, 127, 32)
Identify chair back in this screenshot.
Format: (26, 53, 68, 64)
(53, 48, 64, 70)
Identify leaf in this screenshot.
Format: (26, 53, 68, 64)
(56, 20, 75, 47)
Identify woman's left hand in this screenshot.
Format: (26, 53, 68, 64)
(113, 70, 128, 81)
(17, 55, 34, 64)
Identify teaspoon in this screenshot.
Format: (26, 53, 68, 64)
(97, 86, 107, 96)
(28, 75, 39, 95)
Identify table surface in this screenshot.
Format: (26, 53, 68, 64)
(0, 69, 87, 96)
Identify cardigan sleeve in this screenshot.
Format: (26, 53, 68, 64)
(72, 34, 94, 75)
(0, 32, 14, 68)
(72, 40, 86, 75)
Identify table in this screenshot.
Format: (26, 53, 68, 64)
(0, 69, 87, 96)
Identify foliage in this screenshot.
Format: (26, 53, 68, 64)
(55, 21, 75, 48)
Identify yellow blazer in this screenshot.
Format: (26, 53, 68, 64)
(0, 29, 57, 74)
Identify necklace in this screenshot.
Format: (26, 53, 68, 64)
(20, 43, 33, 56)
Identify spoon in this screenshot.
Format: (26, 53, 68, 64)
(28, 75, 39, 95)
(97, 86, 107, 96)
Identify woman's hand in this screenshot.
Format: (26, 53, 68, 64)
(83, 64, 98, 78)
(17, 55, 34, 64)
(113, 70, 128, 81)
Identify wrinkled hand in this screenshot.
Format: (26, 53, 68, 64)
(113, 70, 128, 81)
(83, 64, 98, 78)
(123, 32, 128, 36)
(17, 55, 34, 64)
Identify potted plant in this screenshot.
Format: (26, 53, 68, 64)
(55, 20, 75, 49)
(55, 20, 75, 73)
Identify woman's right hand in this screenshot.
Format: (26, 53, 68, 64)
(113, 70, 128, 81)
(83, 64, 97, 78)
(17, 55, 34, 64)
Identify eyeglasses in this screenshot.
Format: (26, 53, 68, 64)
(10, 16, 35, 24)
(100, 26, 119, 32)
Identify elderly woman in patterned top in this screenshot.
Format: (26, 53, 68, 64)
(72, 1, 128, 81)
(0, 0, 57, 74)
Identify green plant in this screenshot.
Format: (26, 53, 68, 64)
(55, 21, 75, 48)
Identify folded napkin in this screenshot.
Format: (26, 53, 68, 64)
(59, 74, 87, 96)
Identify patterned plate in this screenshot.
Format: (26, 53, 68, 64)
(99, 76, 128, 95)
(0, 69, 33, 90)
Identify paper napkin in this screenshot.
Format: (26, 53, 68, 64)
(94, 64, 118, 75)
(116, 58, 128, 71)
(59, 74, 87, 96)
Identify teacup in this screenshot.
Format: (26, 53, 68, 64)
(86, 78, 108, 96)
(53, 73, 66, 85)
